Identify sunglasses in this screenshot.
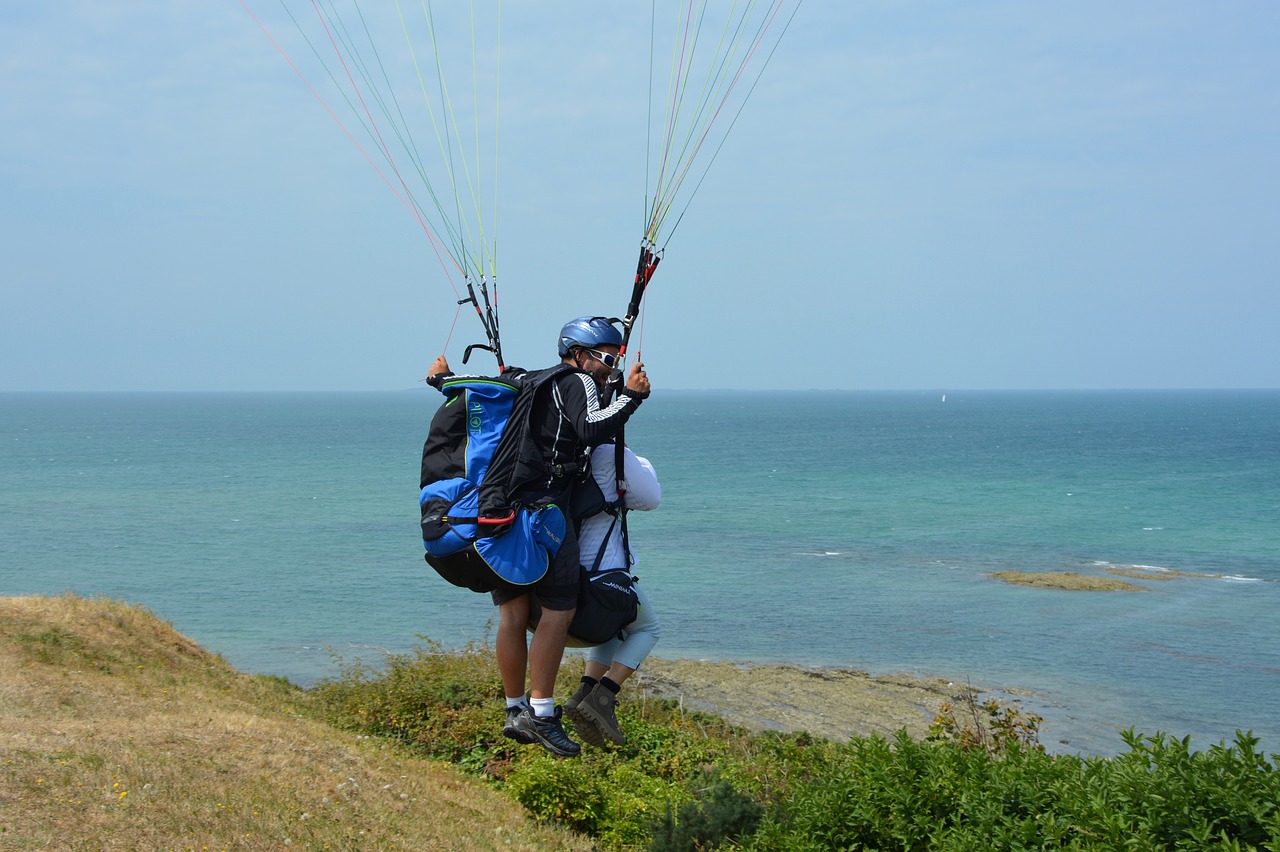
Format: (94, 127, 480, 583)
(582, 348, 620, 369)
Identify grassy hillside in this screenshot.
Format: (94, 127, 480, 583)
(0, 593, 591, 850)
(7, 594, 1277, 850)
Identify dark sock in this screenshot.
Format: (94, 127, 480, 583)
(580, 676, 599, 688)
(600, 676, 621, 694)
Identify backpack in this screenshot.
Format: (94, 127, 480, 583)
(418, 364, 577, 593)
(570, 506, 638, 644)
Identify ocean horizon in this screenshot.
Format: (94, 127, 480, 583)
(3, 389, 1277, 758)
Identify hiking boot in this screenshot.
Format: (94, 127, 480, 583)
(563, 680, 606, 747)
(563, 679, 595, 714)
(502, 705, 536, 744)
(576, 683, 627, 745)
(565, 702, 606, 748)
(511, 707, 581, 757)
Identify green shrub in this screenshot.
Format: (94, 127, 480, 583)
(504, 752, 607, 833)
(597, 763, 689, 849)
(505, 753, 689, 848)
(927, 685, 1044, 757)
(750, 730, 1279, 850)
(314, 641, 1280, 851)
(649, 769, 763, 852)
(314, 639, 510, 764)
(1067, 729, 1280, 849)
(614, 703, 745, 782)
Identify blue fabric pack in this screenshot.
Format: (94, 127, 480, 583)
(418, 370, 568, 592)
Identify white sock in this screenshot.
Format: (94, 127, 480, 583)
(530, 697, 555, 718)
(506, 695, 528, 710)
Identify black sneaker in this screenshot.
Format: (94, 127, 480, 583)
(512, 706, 581, 757)
(502, 705, 536, 744)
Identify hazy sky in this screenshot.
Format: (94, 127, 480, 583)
(3, 2, 1277, 391)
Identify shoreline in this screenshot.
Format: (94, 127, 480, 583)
(605, 656, 1119, 755)
(630, 658, 1025, 744)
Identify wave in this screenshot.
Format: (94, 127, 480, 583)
(1095, 560, 1265, 584)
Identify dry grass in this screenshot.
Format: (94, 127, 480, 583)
(0, 593, 593, 851)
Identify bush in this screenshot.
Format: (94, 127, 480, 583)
(927, 684, 1044, 756)
(314, 639, 510, 764)
(504, 752, 607, 834)
(649, 769, 763, 852)
(504, 754, 687, 848)
(1069, 729, 1280, 848)
(750, 730, 1279, 850)
(598, 764, 689, 849)
(315, 641, 1280, 851)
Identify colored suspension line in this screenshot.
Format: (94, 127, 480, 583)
(643, 0, 803, 250)
(246, 0, 504, 367)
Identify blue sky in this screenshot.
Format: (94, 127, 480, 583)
(3, 2, 1277, 391)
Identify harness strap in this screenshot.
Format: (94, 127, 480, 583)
(588, 498, 633, 573)
(614, 435, 632, 568)
(589, 510, 620, 573)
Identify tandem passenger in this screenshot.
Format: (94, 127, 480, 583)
(564, 440, 663, 747)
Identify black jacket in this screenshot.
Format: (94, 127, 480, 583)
(507, 367, 646, 508)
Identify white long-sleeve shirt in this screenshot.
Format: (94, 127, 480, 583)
(577, 444, 661, 575)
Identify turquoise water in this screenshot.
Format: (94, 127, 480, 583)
(2, 389, 1277, 757)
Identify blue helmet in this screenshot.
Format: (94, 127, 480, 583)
(557, 316, 622, 357)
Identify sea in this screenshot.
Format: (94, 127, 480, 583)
(2, 389, 1277, 758)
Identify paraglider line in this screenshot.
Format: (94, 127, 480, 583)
(240, 0, 462, 299)
(305, 2, 462, 283)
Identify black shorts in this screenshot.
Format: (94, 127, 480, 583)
(490, 524, 580, 611)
